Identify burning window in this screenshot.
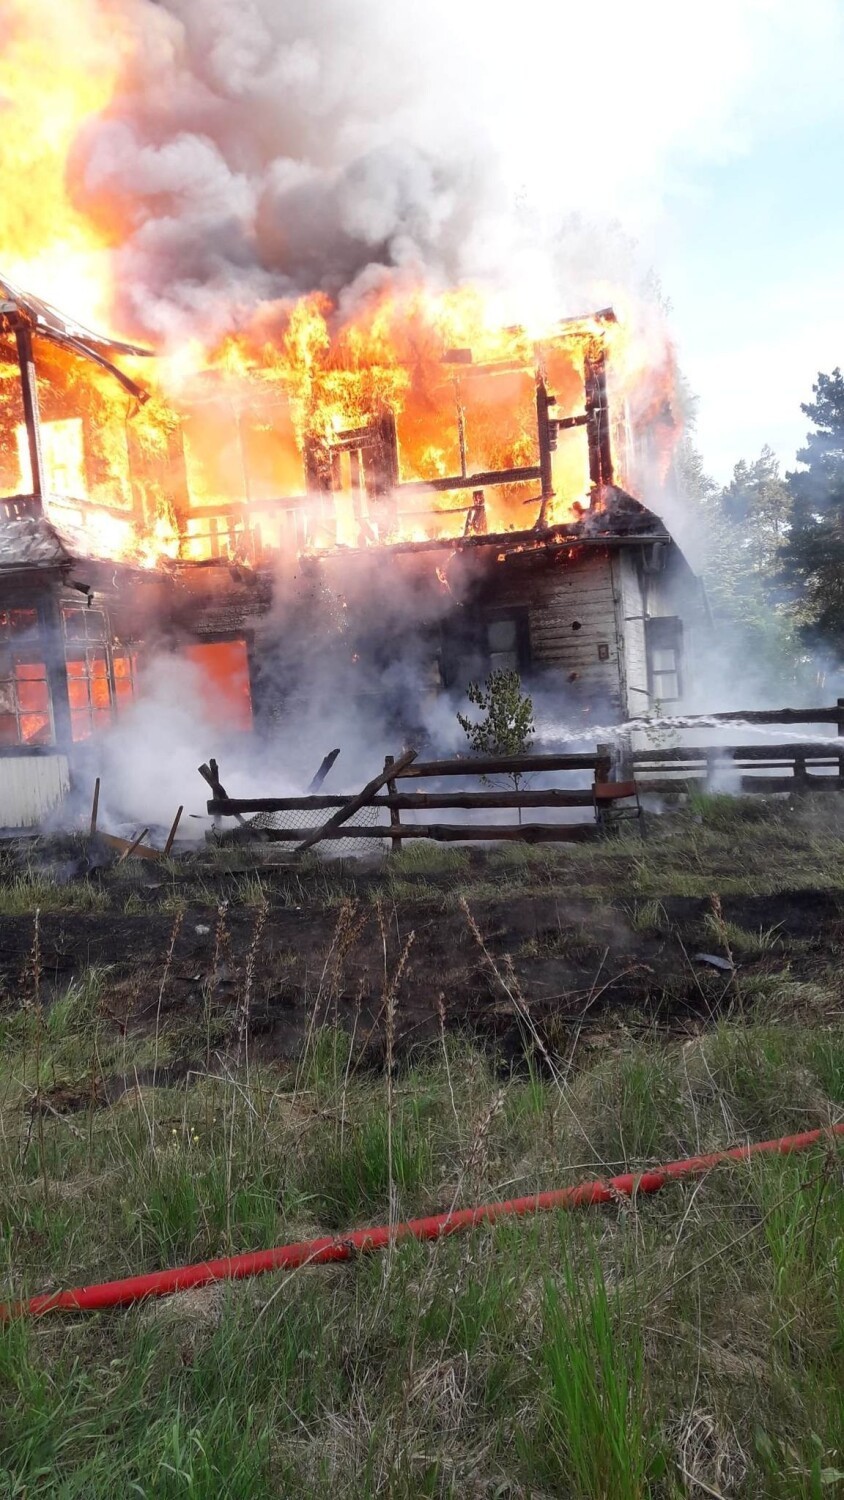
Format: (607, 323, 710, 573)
(646, 616, 683, 704)
(16, 418, 85, 497)
(112, 648, 138, 706)
(64, 604, 111, 740)
(0, 608, 52, 747)
(183, 639, 253, 731)
(62, 605, 138, 741)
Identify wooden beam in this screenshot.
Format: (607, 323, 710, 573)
(400, 752, 600, 778)
(293, 749, 417, 854)
(595, 742, 613, 785)
(678, 707, 841, 726)
(245, 821, 596, 845)
(90, 778, 100, 837)
(207, 788, 597, 814)
(38, 591, 73, 753)
(14, 324, 45, 503)
(635, 774, 840, 796)
(632, 742, 842, 763)
(398, 464, 542, 495)
(738, 774, 841, 794)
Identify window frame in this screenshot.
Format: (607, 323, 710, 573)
(645, 615, 684, 705)
(61, 603, 140, 742)
(439, 605, 531, 690)
(0, 607, 54, 749)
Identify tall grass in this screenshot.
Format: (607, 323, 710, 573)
(1, 805, 844, 1495)
(542, 1255, 658, 1498)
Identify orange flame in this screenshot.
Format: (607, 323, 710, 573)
(0, 4, 681, 568)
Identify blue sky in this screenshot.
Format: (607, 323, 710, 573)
(452, 0, 844, 488)
(661, 110, 844, 482)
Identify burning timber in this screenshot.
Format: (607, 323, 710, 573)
(0, 274, 704, 833)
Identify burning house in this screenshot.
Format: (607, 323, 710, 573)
(0, 273, 702, 831)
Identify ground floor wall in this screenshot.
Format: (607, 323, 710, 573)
(0, 753, 70, 829)
(461, 547, 630, 722)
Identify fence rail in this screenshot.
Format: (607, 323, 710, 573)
(204, 703, 844, 850)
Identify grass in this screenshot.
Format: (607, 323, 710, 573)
(0, 804, 843, 1494)
(703, 913, 785, 958)
(542, 1256, 657, 1498)
(0, 1000, 841, 1496)
(627, 898, 671, 935)
(0, 870, 109, 914)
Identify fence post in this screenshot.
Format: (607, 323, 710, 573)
(384, 754, 403, 853)
(838, 700, 844, 789)
(595, 743, 612, 786)
(614, 731, 633, 782)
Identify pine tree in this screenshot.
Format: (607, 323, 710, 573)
(783, 369, 844, 648)
(721, 444, 792, 576)
(680, 437, 801, 678)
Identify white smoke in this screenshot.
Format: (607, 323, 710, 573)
(64, 0, 844, 346)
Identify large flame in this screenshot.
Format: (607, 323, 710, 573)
(0, 2, 681, 569)
(0, 0, 127, 330)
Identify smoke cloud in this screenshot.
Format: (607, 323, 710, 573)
(62, 0, 841, 347)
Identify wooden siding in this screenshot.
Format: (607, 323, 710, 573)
(0, 755, 70, 829)
(489, 549, 625, 708)
(528, 551, 622, 705)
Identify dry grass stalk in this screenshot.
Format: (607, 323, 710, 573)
(151, 910, 184, 1118)
(435, 991, 460, 1137)
(235, 892, 269, 1072)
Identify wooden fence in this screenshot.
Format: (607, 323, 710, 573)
(204, 703, 844, 851)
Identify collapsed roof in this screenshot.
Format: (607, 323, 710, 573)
(0, 273, 151, 402)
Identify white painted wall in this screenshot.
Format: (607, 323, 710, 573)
(613, 551, 650, 720)
(0, 756, 70, 828)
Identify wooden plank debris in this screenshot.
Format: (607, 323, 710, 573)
(163, 807, 183, 856)
(307, 749, 341, 793)
(97, 831, 161, 862)
(116, 828, 151, 865)
(198, 759, 246, 826)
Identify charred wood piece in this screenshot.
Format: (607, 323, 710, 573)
(307, 749, 341, 793)
(584, 346, 613, 493)
(198, 760, 246, 826)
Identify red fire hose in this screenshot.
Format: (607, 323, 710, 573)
(3, 1123, 842, 1320)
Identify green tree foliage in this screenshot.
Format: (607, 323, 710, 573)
(457, 670, 535, 817)
(684, 438, 801, 678)
(721, 444, 792, 576)
(457, 670, 535, 761)
(783, 369, 844, 648)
